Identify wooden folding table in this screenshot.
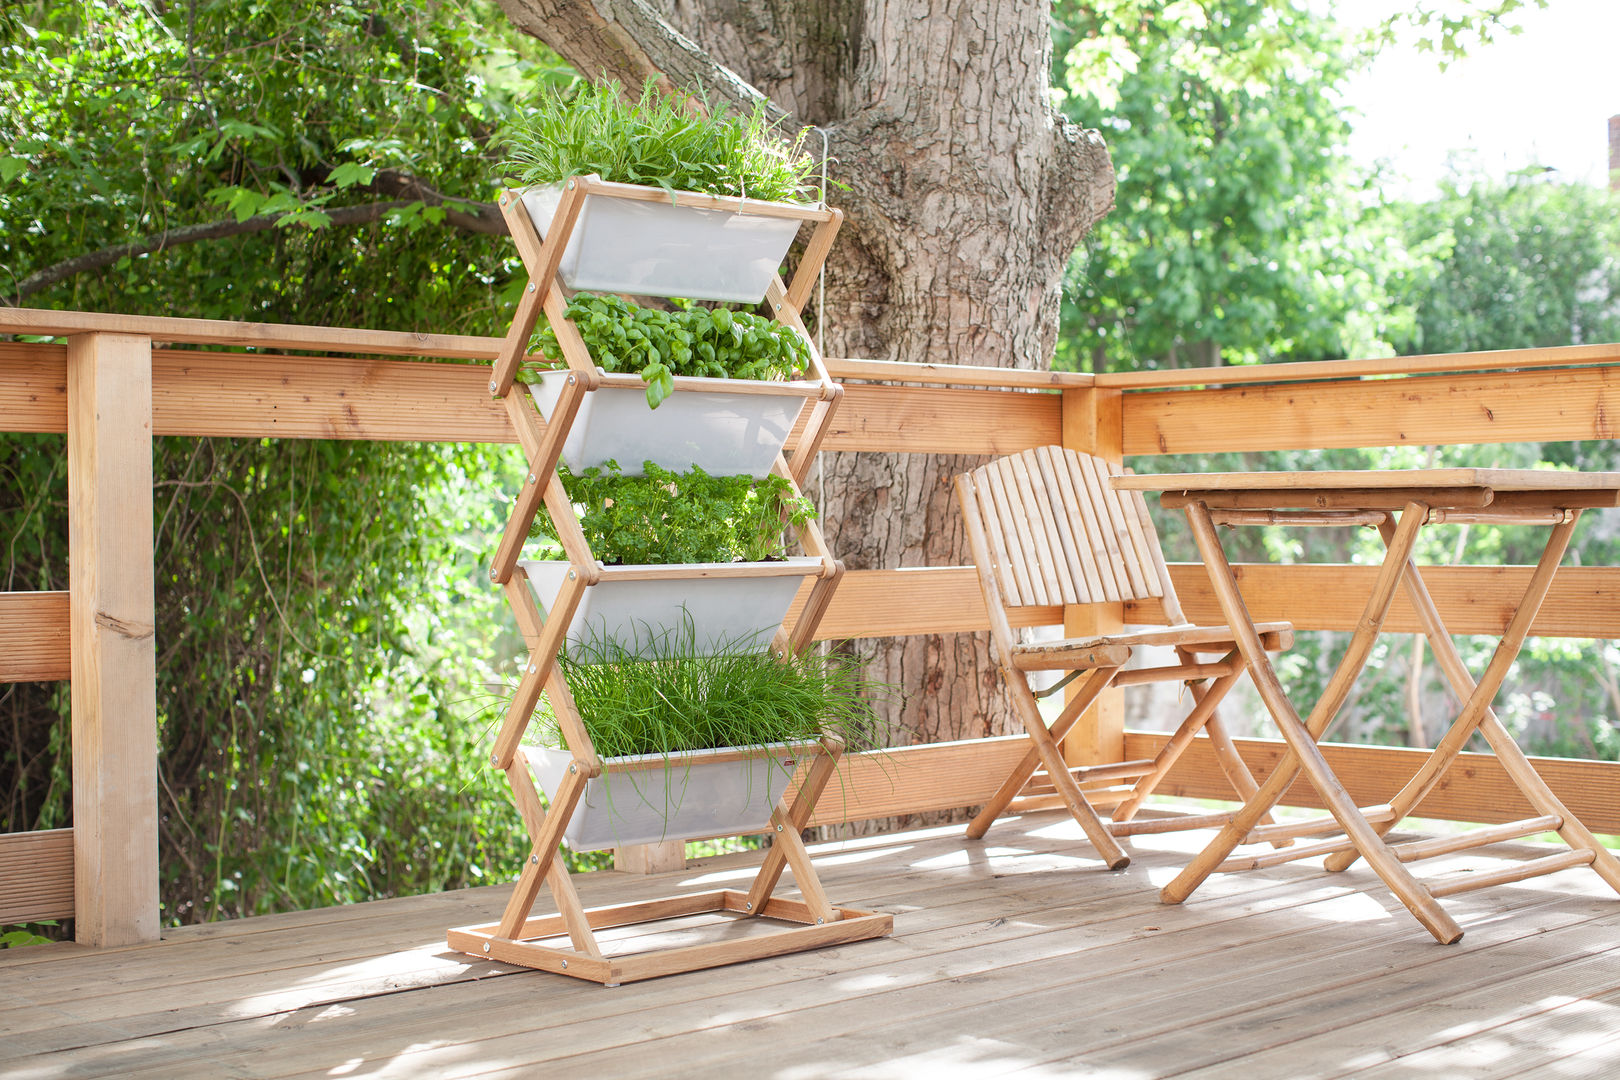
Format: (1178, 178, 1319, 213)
(1113, 468, 1620, 943)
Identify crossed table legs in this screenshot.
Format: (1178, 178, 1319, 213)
(1159, 497, 1620, 943)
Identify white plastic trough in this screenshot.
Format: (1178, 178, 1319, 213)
(518, 182, 811, 304)
(529, 369, 814, 479)
(525, 741, 812, 851)
(518, 558, 819, 658)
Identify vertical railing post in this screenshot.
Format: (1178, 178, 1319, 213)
(67, 332, 159, 946)
(1061, 387, 1127, 767)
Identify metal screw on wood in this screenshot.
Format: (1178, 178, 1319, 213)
(499, 193, 507, 205)
(483, 942, 490, 953)
(490, 753, 499, 767)
(745, 901, 753, 911)
(817, 918, 824, 925)
(528, 663, 536, 673)
(528, 283, 536, 293)
(567, 569, 576, 580)
(489, 380, 497, 393)
(566, 373, 576, 385)
(528, 473, 537, 484)
(561, 959, 568, 969)
(776, 824, 784, 832)
(530, 854, 538, 864)
(569, 763, 577, 774)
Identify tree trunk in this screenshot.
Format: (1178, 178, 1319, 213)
(497, 0, 1114, 760)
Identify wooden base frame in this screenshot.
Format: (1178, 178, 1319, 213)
(449, 892, 893, 986)
(451, 175, 890, 984)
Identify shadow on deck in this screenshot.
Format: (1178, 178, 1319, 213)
(4, 809, 1619, 1079)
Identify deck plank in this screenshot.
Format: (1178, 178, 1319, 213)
(1, 811, 1616, 1080)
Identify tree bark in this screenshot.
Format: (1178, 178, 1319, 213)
(497, 0, 1114, 761)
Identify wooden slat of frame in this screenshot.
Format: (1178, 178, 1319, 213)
(1098, 341, 1620, 390)
(0, 592, 69, 683)
(8, 347, 1067, 456)
(1123, 365, 1620, 455)
(1139, 563, 1620, 638)
(1127, 731, 1620, 835)
(826, 357, 1093, 389)
(0, 307, 498, 359)
(805, 736, 1033, 826)
(782, 567, 1062, 639)
(0, 829, 74, 923)
(0, 346, 514, 442)
(791, 383, 1062, 455)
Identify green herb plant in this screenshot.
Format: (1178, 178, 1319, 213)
(536, 620, 885, 761)
(529, 293, 811, 409)
(497, 77, 817, 204)
(531, 460, 815, 566)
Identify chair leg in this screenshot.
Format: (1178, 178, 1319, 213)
(966, 667, 1116, 840)
(1006, 672, 1130, 869)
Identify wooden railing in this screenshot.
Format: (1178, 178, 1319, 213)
(3, 306, 1618, 946)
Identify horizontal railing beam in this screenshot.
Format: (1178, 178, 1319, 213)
(1123, 365, 1620, 455)
(0, 829, 74, 923)
(1130, 731, 1620, 835)
(1144, 563, 1620, 639)
(0, 592, 70, 682)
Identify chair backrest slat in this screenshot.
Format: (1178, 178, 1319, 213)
(958, 446, 1176, 613)
(1032, 446, 1093, 604)
(981, 458, 1037, 606)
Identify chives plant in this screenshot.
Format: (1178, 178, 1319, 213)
(497, 77, 818, 204)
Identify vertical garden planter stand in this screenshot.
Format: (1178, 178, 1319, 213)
(445, 175, 891, 985)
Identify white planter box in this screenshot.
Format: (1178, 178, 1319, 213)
(520, 183, 810, 304)
(531, 369, 813, 479)
(520, 558, 818, 657)
(527, 741, 810, 851)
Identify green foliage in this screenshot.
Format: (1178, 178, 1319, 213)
(0, 0, 598, 923)
(1379, 175, 1620, 356)
(538, 624, 884, 759)
(497, 77, 816, 203)
(532, 293, 811, 408)
(533, 461, 816, 566)
(1054, 0, 1395, 372)
(1, 925, 55, 948)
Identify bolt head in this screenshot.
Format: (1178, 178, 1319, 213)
(745, 901, 753, 911)
(483, 942, 490, 953)
(561, 959, 568, 969)
(528, 473, 537, 484)
(528, 282, 536, 293)
(816, 917, 824, 925)
(489, 569, 498, 580)
(566, 373, 576, 385)
(569, 762, 577, 774)
(499, 193, 508, 205)
(489, 380, 498, 393)
(776, 824, 784, 833)
(530, 854, 539, 865)
(567, 569, 577, 580)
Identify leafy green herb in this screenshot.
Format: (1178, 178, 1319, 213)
(531, 460, 815, 566)
(531, 293, 810, 409)
(536, 621, 885, 760)
(497, 77, 817, 204)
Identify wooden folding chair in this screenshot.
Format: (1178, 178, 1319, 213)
(954, 446, 1294, 869)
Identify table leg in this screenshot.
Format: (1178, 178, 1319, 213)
(1326, 513, 1576, 871)
(1164, 501, 1463, 943)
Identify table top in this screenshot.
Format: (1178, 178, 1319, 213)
(1113, 468, 1620, 513)
(1113, 468, 1620, 494)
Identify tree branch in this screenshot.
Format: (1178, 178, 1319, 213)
(5, 183, 505, 305)
(496, 0, 785, 120)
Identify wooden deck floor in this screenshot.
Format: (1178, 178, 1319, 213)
(5, 809, 1620, 1079)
